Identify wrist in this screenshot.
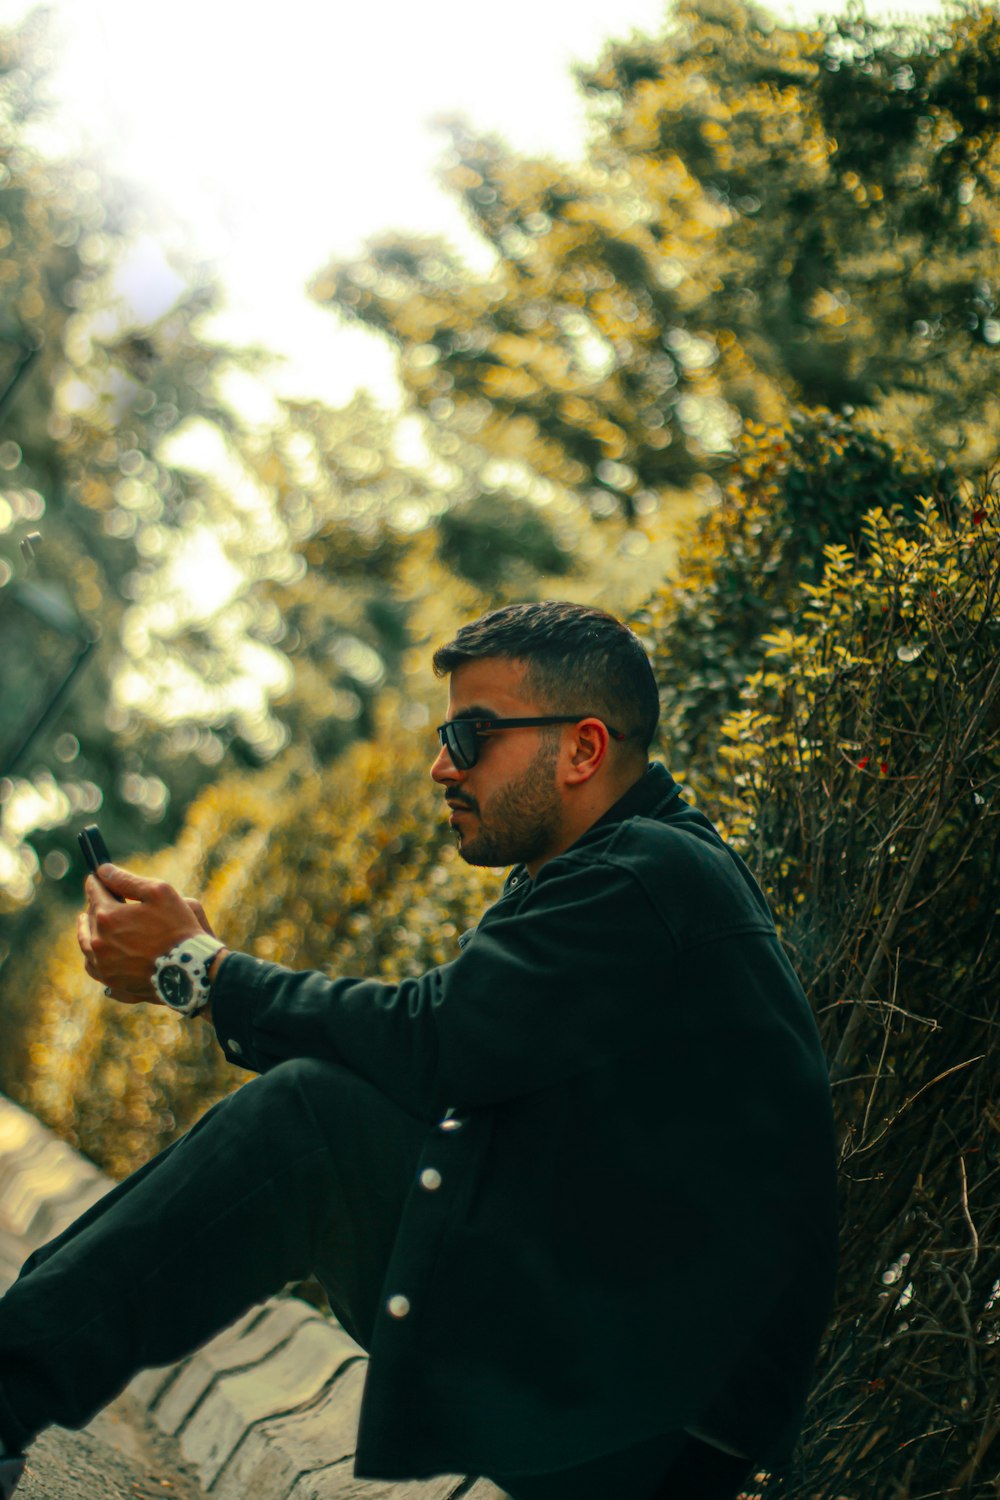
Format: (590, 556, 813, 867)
(195, 947, 230, 1024)
(207, 947, 230, 985)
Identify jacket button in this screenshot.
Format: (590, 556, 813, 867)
(387, 1294, 411, 1319)
(226, 1038, 243, 1056)
(439, 1116, 464, 1132)
(420, 1167, 442, 1191)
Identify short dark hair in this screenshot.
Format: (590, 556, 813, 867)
(432, 601, 660, 754)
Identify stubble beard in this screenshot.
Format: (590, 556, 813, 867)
(453, 735, 563, 869)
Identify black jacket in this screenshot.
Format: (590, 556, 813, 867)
(211, 764, 838, 1481)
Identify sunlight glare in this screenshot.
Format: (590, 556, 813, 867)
(162, 527, 243, 622)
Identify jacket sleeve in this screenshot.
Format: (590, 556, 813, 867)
(210, 851, 674, 1118)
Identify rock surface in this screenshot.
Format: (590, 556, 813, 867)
(14, 1392, 212, 1500)
(0, 1094, 505, 1500)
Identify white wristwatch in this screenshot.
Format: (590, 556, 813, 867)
(152, 934, 225, 1016)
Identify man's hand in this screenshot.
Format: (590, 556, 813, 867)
(77, 865, 215, 1005)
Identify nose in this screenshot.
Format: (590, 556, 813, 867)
(430, 740, 462, 785)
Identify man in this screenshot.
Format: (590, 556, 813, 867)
(0, 602, 838, 1500)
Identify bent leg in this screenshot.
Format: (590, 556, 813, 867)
(0, 1058, 427, 1452)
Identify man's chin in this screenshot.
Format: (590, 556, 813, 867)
(454, 833, 507, 870)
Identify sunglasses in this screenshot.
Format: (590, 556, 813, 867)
(436, 715, 625, 771)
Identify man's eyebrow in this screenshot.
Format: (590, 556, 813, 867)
(449, 704, 497, 720)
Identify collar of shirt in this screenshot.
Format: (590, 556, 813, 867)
(499, 761, 683, 901)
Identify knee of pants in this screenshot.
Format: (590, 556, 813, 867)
(228, 1056, 352, 1141)
(214, 1057, 428, 1220)
(228, 1055, 412, 1159)
(256, 1054, 351, 1101)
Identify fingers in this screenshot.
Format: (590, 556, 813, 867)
(85, 867, 196, 941)
(79, 864, 212, 1005)
(185, 898, 216, 936)
(92, 863, 170, 902)
(77, 911, 99, 979)
(85, 871, 118, 920)
(77, 912, 146, 997)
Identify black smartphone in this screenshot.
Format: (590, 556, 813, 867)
(78, 824, 125, 902)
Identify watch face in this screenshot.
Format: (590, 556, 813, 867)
(158, 963, 194, 1009)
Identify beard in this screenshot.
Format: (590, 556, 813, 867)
(451, 734, 563, 869)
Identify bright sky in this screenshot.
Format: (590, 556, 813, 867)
(2, 0, 952, 410)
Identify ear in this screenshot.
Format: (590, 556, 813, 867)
(563, 717, 611, 786)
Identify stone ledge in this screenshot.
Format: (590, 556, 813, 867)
(0, 1095, 507, 1499)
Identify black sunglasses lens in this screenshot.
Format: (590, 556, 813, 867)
(444, 721, 478, 769)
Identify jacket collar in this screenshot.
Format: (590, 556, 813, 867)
(587, 761, 683, 834)
(502, 763, 682, 895)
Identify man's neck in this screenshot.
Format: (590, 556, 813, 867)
(525, 764, 649, 878)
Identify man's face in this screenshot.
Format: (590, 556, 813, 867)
(430, 656, 565, 871)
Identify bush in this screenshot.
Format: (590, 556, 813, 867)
(643, 410, 958, 794)
(709, 481, 1000, 1495)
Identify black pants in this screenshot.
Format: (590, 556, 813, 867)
(496, 1431, 752, 1500)
(0, 1059, 753, 1500)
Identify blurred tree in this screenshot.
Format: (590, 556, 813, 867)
(312, 0, 998, 521)
(0, 89, 610, 951)
(0, 16, 320, 929)
(0, 11, 138, 925)
(213, 387, 598, 770)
